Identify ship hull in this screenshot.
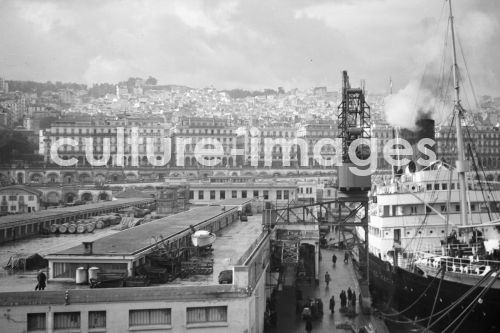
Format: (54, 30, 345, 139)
(369, 254, 500, 333)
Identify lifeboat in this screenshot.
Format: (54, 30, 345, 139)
(191, 230, 216, 248)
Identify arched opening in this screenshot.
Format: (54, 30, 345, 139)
(30, 173, 43, 183)
(98, 192, 109, 201)
(47, 173, 59, 183)
(17, 173, 24, 184)
(79, 173, 91, 183)
(65, 193, 75, 204)
(185, 156, 190, 167)
(81, 192, 93, 202)
(191, 157, 197, 167)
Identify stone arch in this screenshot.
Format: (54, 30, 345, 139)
(47, 172, 59, 183)
(64, 192, 77, 203)
(98, 192, 109, 201)
(144, 185, 155, 191)
(187, 171, 197, 178)
(62, 172, 75, 184)
(231, 171, 239, 176)
(141, 156, 148, 166)
(214, 171, 226, 176)
(79, 173, 92, 183)
(201, 172, 210, 179)
(243, 171, 254, 177)
(30, 173, 43, 183)
(258, 171, 268, 177)
(81, 192, 93, 202)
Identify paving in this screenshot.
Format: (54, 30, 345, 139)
(266, 248, 389, 333)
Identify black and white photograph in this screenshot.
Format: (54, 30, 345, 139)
(0, 1, 499, 332)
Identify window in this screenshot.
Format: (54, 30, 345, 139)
(186, 306, 227, 324)
(277, 190, 282, 200)
(231, 190, 237, 198)
(189, 191, 194, 200)
(442, 183, 447, 190)
(220, 191, 225, 200)
(263, 190, 269, 200)
(54, 312, 80, 330)
(426, 184, 432, 191)
(455, 204, 460, 212)
(210, 191, 216, 200)
(471, 204, 476, 211)
(8, 195, 16, 201)
(253, 190, 259, 198)
(451, 183, 455, 190)
(89, 311, 106, 329)
(434, 184, 439, 190)
(129, 309, 171, 327)
(242, 190, 247, 198)
(10, 205, 16, 211)
(27, 313, 46, 332)
(284, 190, 289, 200)
(28, 195, 35, 201)
(441, 205, 447, 212)
(199, 191, 204, 200)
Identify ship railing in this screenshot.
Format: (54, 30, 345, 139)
(414, 251, 500, 277)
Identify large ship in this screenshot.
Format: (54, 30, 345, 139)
(364, 1, 500, 332)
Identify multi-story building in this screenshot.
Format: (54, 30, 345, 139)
(42, 116, 170, 168)
(173, 117, 238, 168)
(188, 176, 298, 211)
(435, 125, 500, 170)
(0, 185, 41, 214)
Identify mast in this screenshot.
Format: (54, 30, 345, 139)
(448, 0, 468, 226)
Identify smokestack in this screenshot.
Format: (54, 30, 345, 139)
(398, 115, 435, 173)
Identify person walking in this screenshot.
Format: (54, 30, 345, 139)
(344, 251, 349, 264)
(352, 291, 357, 311)
(329, 295, 335, 313)
(305, 317, 313, 333)
(347, 287, 352, 301)
(332, 254, 337, 267)
(324, 271, 331, 287)
(35, 270, 47, 291)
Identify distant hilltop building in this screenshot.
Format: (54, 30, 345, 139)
(313, 86, 327, 96)
(0, 77, 8, 93)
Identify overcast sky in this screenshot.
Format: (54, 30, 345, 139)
(0, 0, 498, 94)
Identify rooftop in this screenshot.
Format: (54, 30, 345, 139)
(48, 205, 237, 256)
(0, 198, 154, 227)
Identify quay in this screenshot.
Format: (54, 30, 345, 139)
(0, 198, 154, 244)
(0, 200, 272, 333)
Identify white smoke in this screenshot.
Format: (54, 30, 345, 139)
(384, 80, 445, 130)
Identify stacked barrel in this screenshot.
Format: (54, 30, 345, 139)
(49, 214, 122, 234)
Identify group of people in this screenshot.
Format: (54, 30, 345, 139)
(339, 287, 357, 314)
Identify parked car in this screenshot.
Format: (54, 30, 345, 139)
(240, 214, 248, 222)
